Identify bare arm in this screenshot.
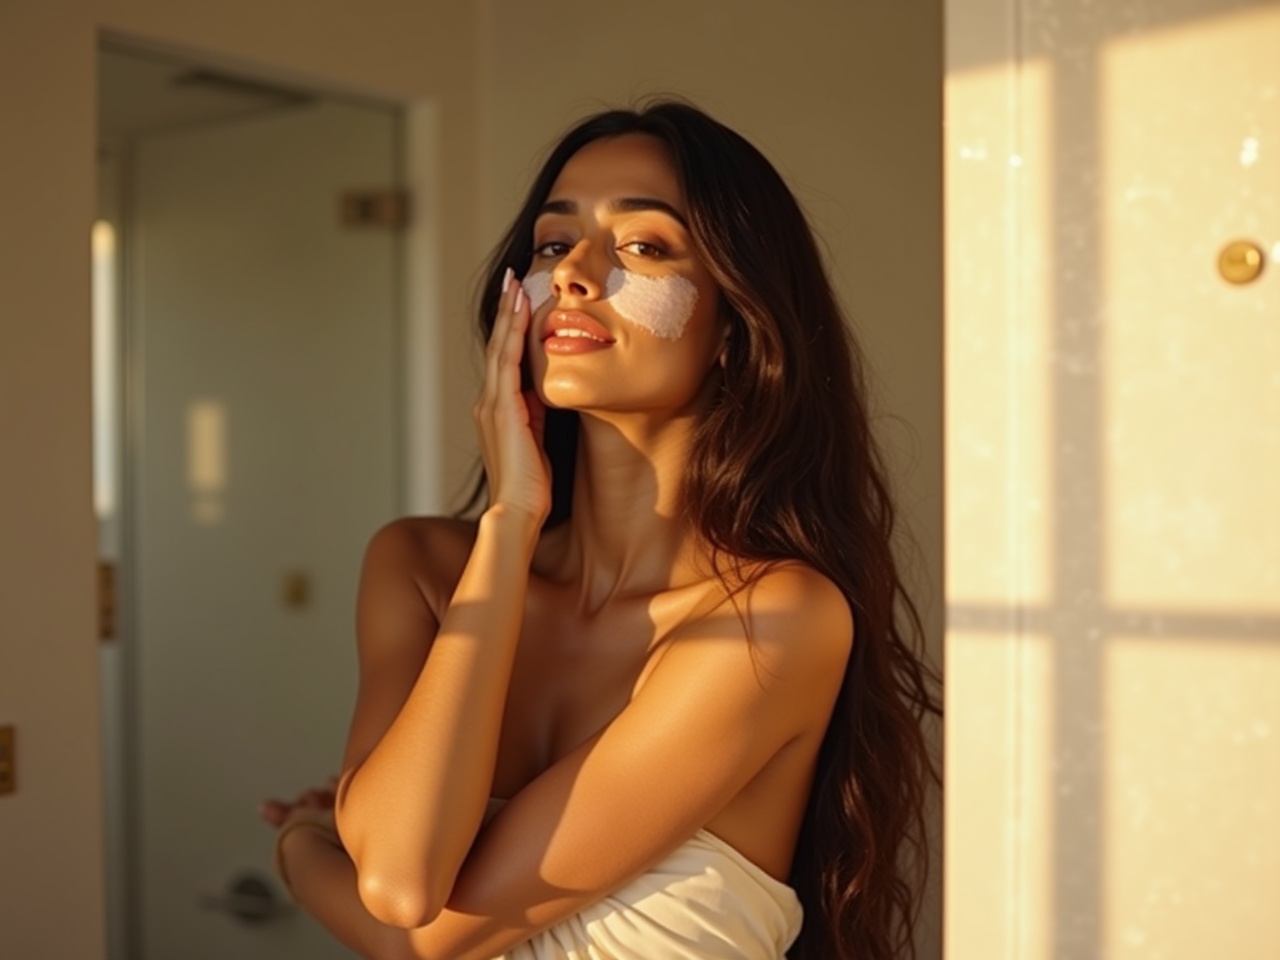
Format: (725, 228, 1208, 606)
(335, 274, 550, 928)
(410, 566, 852, 959)
(334, 508, 539, 928)
(287, 268, 850, 955)
(287, 564, 851, 960)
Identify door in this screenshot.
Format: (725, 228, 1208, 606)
(125, 93, 400, 959)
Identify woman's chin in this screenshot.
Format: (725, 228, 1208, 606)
(536, 377, 604, 412)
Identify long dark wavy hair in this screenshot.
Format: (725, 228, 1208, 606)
(464, 99, 942, 960)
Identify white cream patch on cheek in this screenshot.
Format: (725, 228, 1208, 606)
(521, 271, 554, 312)
(603, 268, 699, 340)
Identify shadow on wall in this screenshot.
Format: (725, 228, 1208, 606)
(947, 0, 1280, 957)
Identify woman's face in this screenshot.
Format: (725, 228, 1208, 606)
(522, 133, 727, 419)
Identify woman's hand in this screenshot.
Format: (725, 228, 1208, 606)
(269, 792, 343, 905)
(259, 775, 338, 828)
(473, 269, 551, 527)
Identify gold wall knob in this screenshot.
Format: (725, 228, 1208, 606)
(1217, 239, 1266, 285)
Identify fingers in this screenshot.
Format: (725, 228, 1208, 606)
(259, 799, 290, 827)
(298, 788, 331, 808)
(479, 267, 531, 422)
(260, 773, 341, 826)
(473, 266, 550, 519)
(498, 285, 529, 403)
(485, 268, 526, 385)
(484, 268, 515, 367)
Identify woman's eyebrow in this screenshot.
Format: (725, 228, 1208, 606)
(536, 197, 688, 228)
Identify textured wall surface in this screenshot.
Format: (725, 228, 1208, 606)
(947, 0, 1280, 956)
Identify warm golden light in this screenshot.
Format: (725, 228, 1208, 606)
(948, 2, 1278, 958)
(1104, 636, 1280, 957)
(945, 54, 1059, 960)
(1096, 8, 1280, 955)
(945, 61, 1056, 609)
(1101, 7, 1280, 614)
(946, 630, 1057, 960)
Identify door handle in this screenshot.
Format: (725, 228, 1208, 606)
(200, 871, 292, 924)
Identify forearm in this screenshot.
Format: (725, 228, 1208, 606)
(336, 506, 540, 923)
(282, 826, 402, 960)
(284, 822, 561, 960)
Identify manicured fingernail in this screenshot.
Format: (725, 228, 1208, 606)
(502, 267, 513, 293)
(513, 287, 524, 312)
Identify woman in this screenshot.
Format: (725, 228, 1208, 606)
(266, 100, 941, 960)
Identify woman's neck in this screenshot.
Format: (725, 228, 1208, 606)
(547, 412, 709, 612)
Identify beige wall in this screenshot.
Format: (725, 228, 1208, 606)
(0, 12, 103, 959)
(0, 4, 479, 957)
(946, 0, 1280, 956)
(478, 3, 945, 589)
(0, 2, 943, 956)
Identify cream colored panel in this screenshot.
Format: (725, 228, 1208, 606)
(946, 61, 1055, 606)
(1104, 636, 1280, 958)
(946, 630, 1055, 960)
(1102, 8, 1280, 612)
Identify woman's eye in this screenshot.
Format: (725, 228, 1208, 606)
(533, 241, 571, 258)
(619, 241, 667, 259)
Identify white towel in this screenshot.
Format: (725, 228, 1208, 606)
(494, 829, 803, 960)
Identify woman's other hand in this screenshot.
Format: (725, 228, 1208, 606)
(259, 775, 339, 828)
(473, 269, 551, 526)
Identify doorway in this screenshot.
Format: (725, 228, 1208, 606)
(96, 43, 403, 960)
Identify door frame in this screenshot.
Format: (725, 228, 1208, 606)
(95, 35, 446, 960)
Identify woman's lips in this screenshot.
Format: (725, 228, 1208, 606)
(541, 311, 615, 353)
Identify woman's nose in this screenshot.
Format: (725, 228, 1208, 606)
(552, 241, 604, 301)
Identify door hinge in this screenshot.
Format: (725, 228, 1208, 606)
(99, 560, 117, 641)
(340, 189, 410, 229)
(0, 726, 15, 796)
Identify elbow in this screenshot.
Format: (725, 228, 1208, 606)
(339, 799, 448, 928)
(357, 870, 446, 929)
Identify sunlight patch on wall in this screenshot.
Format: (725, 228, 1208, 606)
(1101, 6, 1280, 614)
(946, 630, 1056, 960)
(1103, 636, 1280, 957)
(946, 60, 1056, 608)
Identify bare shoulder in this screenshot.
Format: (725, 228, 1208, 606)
(367, 514, 478, 556)
(737, 561, 852, 621)
(732, 561, 854, 669)
(664, 560, 853, 689)
(362, 515, 479, 617)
